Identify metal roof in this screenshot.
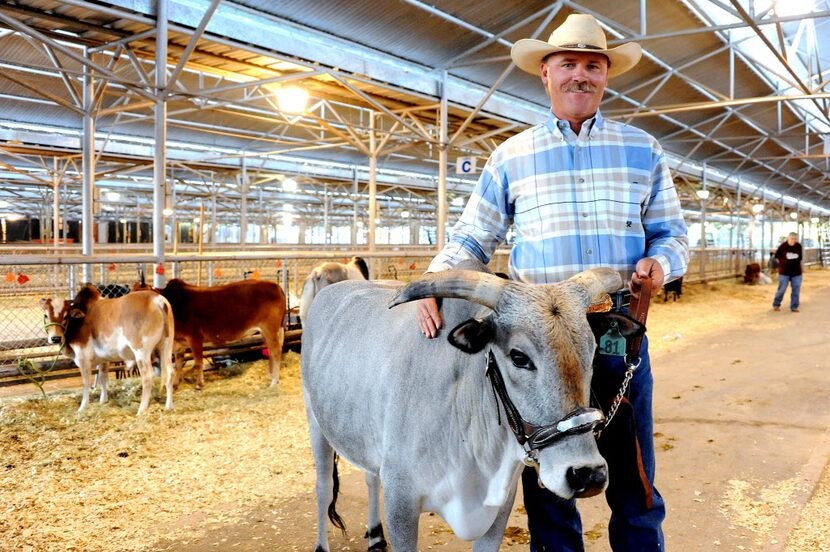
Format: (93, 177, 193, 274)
(0, 0, 829, 228)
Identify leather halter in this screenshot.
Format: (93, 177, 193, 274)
(484, 351, 605, 452)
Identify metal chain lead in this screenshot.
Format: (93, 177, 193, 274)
(595, 356, 641, 439)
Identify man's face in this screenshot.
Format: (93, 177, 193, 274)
(540, 52, 609, 125)
(788, 235, 797, 245)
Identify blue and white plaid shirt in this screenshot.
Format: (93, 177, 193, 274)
(429, 111, 689, 286)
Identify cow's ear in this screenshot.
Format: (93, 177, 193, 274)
(39, 298, 49, 309)
(68, 307, 86, 319)
(586, 312, 645, 340)
(448, 318, 493, 354)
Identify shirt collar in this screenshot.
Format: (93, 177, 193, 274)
(544, 111, 604, 138)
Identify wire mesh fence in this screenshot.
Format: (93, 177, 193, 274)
(0, 247, 821, 382)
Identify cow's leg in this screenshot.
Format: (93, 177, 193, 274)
(190, 339, 205, 391)
(380, 479, 420, 552)
(97, 364, 108, 404)
(78, 358, 92, 412)
(365, 471, 387, 551)
(262, 326, 285, 387)
(134, 355, 154, 415)
(172, 348, 185, 390)
(159, 338, 175, 411)
(307, 406, 336, 552)
(472, 473, 519, 552)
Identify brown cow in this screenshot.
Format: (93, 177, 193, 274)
(134, 277, 286, 390)
(39, 285, 175, 415)
(744, 262, 761, 284)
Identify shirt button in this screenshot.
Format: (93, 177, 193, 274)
(586, 249, 592, 255)
(582, 213, 588, 217)
(578, 178, 585, 183)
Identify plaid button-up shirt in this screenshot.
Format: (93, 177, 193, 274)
(429, 111, 689, 285)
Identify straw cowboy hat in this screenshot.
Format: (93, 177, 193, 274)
(511, 13, 642, 78)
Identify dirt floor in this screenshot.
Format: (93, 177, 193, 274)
(2, 269, 830, 551)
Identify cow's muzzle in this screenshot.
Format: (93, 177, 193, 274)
(567, 464, 607, 498)
(50, 336, 62, 344)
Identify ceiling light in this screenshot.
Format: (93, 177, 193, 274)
(811, 217, 820, 223)
(451, 197, 465, 207)
(773, 0, 814, 17)
(751, 203, 764, 214)
(401, 210, 410, 218)
(192, 217, 200, 223)
(162, 208, 174, 216)
(282, 178, 298, 192)
(105, 191, 120, 201)
(790, 212, 798, 220)
(695, 189, 710, 200)
(0, 200, 9, 208)
(276, 87, 309, 114)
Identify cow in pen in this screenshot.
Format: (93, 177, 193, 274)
(133, 276, 286, 389)
(299, 256, 369, 323)
(39, 286, 175, 415)
(302, 267, 637, 551)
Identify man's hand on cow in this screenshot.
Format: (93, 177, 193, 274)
(629, 258, 664, 298)
(416, 297, 443, 338)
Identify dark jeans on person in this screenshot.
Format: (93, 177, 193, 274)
(772, 274, 802, 310)
(522, 336, 665, 552)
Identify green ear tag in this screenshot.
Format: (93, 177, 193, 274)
(598, 321, 626, 357)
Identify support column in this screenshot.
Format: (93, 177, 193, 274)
(210, 183, 218, 244)
(735, 179, 742, 275)
(369, 114, 377, 264)
(82, 47, 95, 283)
(699, 164, 707, 282)
(437, 70, 448, 251)
(52, 158, 60, 254)
(240, 160, 249, 245)
(351, 169, 358, 245)
(153, 0, 168, 288)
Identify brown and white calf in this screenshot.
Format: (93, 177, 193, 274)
(40, 285, 175, 415)
(132, 278, 286, 389)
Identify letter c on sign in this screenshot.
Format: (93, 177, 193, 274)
(461, 160, 471, 173)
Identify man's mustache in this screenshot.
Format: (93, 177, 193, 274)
(562, 81, 597, 93)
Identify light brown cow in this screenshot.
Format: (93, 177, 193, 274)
(133, 277, 286, 390)
(40, 285, 175, 415)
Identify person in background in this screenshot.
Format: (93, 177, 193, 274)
(415, 12, 688, 552)
(772, 232, 803, 312)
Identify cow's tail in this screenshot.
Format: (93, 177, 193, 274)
(328, 452, 346, 534)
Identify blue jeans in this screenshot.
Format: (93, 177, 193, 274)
(773, 274, 802, 310)
(523, 337, 665, 552)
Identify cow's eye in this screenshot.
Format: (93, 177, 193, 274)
(509, 349, 535, 370)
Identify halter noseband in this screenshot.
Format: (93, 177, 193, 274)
(485, 351, 605, 465)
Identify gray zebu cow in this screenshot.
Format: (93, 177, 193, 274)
(302, 267, 630, 551)
(299, 256, 369, 323)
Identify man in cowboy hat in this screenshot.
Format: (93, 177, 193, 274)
(416, 12, 688, 552)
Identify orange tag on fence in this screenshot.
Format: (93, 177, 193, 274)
(275, 260, 282, 268)
(155, 264, 165, 275)
(214, 267, 223, 277)
(409, 263, 417, 270)
(250, 270, 261, 280)
(5, 272, 14, 283)
(17, 274, 29, 285)
(107, 263, 116, 272)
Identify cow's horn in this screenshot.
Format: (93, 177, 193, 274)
(390, 270, 507, 310)
(567, 268, 623, 306)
